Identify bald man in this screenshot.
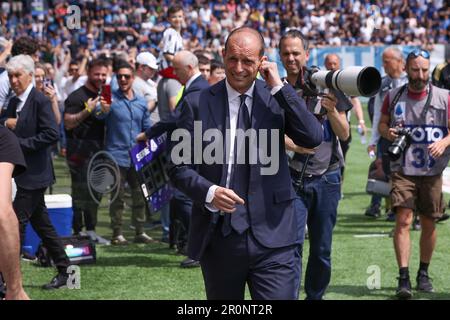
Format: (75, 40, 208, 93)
(168, 27, 323, 300)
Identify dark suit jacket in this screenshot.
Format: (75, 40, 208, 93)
(170, 79, 324, 261)
(3, 88, 59, 190)
(145, 75, 209, 139)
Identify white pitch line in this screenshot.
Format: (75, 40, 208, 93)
(353, 234, 389, 238)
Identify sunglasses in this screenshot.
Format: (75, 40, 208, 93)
(117, 74, 132, 80)
(407, 49, 430, 60)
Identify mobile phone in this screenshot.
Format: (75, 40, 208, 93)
(100, 84, 111, 104)
(43, 78, 52, 87)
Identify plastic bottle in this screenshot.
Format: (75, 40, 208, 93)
(358, 124, 367, 144)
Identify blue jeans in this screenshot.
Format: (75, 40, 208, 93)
(296, 169, 341, 300)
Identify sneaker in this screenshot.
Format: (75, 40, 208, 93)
(21, 252, 37, 262)
(396, 276, 413, 299)
(180, 258, 200, 268)
(134, 233, 154, 244)
(42, 273, 69, 290)
(385, 211, 396, 222)
(437, 213, 450, 223)
(416, 270, 434, 293)
(111, 235, 128, 246)
(365, 204, 381, 218)
(0, 275, 6, 299)
(86, 230, 110, 245)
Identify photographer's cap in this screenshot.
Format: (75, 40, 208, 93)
(136, 52, 158, 70)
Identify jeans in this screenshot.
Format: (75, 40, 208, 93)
(295, 168, 341, 300)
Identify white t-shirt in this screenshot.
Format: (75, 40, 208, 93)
(62, 75, 88, 101)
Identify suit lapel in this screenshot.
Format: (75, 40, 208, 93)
(208, 80, 230, 187)
(16, 88, 35, 128)
(208, 80, 228, 131)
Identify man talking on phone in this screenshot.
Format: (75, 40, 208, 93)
(64, 58, 110, 244)
(169, 27, 323, 299)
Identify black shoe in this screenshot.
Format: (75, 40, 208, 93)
(385, 211, 396, 222)
(0, 275, 6, 299)
(416, 270, 434, 293)
(396, 276, 412, 299)
(180, 258, 200, 268)
(365, 204, 381, 218)
(42, 273, 69, 290)
(437, 213, 450, 223)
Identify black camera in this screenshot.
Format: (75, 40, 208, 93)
(388, 128, 413, 161)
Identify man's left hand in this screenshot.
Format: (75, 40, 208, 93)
(428, 139, 448, 158)
(320, 93, 338, 114)
(136, 132, 147, 142)
(259, 60, 283, 88)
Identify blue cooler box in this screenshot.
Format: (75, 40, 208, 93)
(23, 194, 73, 256)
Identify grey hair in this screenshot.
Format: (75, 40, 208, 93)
(176, 50, 199, 68)
(6, 54, 35, 76)
(384, 46, 404, 61)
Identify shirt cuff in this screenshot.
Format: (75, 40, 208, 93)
(205, 185, 219, 212)
(270, 84, 284, 95)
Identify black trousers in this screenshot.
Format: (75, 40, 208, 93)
(13, 187, 69, 273)
(69, 164, 100, 233)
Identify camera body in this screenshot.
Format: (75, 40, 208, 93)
(388, 127, 413, 161)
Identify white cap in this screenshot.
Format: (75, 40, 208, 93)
(136, 52, 158, 70)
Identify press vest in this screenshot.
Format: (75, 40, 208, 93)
(389, 85, 450, 176)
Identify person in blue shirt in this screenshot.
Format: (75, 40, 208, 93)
(96, 61, 152, 245)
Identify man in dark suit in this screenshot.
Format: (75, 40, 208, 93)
(137, 50, 210, 268)
(2, 54, 70, 290)
(168, 27, 323, 300)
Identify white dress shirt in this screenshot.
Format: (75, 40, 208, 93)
(15, 83, 34, 116)
(185, 72, 202, 91)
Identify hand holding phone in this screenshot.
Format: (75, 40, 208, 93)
(100, 84, 112, 105)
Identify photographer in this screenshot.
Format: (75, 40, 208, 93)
(379, 49, 450, 299)
(279, 30, 349, 300)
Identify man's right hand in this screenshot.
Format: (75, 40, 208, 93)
(5, 118, 17, 130)
(211, 186, 245, 213)
(387, 128, 399, 142)
(86, 97, 99, 113)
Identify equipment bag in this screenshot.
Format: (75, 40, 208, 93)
(37, 235, 96, 267)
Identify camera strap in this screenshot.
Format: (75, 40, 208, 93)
(388, 83, 433, 121)
(389, 84, 433, 117)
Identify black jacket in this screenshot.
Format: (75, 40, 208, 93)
(1, 87, 58, 190)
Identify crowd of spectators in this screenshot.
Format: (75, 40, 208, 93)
(1, 0, 449, 66)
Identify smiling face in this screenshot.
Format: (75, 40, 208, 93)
(168, 10, 184, 31)
(223, 31, 263, 94)
(279, 36, 309, 77)
(117, 67, 134, 92)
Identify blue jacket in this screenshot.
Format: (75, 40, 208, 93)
(98, 89, 151, 167)
(170, 79, 323, 260)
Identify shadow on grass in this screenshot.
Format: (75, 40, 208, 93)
(94, 255, 180, 268)
(341, 191, 368, 199)
(326, 285, 450, 300)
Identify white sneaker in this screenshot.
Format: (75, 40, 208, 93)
(86, 230, 111, 245)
